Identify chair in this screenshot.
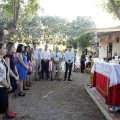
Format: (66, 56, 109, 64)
(85, 60, 92, 73)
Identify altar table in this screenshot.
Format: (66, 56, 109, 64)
(91, 61, 120, 105)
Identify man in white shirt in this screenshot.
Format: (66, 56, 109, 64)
(51, 46, 62, 81)
(64, 46, 74, 81)
(41, 44, 50, 80)
(39, 48, 42, 71)
(33, 43, 40, 81)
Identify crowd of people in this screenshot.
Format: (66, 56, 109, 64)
(0, 42, 75, 120)
(1, 40, 120, 119)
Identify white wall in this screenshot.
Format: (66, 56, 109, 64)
(99, 41, 108, 58)
(99, 40, 120, 58)
(112, 41, 120, 56)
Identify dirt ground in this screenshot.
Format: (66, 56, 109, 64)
(3, 72, 107, 120)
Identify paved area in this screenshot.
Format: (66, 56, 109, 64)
(3, 72, 107, 120)
(85, 85, 120, 120)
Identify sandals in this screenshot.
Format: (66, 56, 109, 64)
(5, 112, 16, 118)
(87, 84, 93, 88)
(18, 92, 26, 96)
(109, 106, 120, 112)
(26, 84, 31, 87)
(23, 87, 29, 90)
(10, 109, 17, 115)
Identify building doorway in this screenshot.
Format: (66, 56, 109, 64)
(108, 43, 112, 59)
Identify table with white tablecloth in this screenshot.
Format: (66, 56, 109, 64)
(91, 61, 120, 105)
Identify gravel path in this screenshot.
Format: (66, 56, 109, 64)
(3, 72, 107, 120)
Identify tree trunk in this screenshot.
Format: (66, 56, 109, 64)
(109, 0, 120, 20)
(0, 0, 20, 42)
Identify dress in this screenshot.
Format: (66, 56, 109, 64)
(4, 54, 17, 93)
(25, 54, 32, 75)
(16, 53, 27, 80)
(0, 59, 8, 114)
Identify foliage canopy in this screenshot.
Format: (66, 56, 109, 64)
(100, 0, 120, 19)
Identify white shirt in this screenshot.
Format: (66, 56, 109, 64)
(34, 49, 40, 60)
(64, 50, 74, 63)
(0, 59, 9, 87)
(41, 49, 50, 60)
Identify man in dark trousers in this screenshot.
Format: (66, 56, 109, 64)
(80, 51, 86, 73)
(41, 44, 50, 80)
(64, 46, 74, 81)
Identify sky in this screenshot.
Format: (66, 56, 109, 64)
(39, 0, 120, 28)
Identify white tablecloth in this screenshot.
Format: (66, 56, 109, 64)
(91, 61, 120, 87)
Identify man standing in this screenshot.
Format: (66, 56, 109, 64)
(39, 48, 42, 71)
(41, 44, 50, 80)
(33, 43, 40, 81)
(51, 46, 62, 81)
(80, 51, 86, 73)
(64, 46, 74, 81)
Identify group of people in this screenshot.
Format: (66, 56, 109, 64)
(0, 42, 35, 120)
(0, 42, 75, 120)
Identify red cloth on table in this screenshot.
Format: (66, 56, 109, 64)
(93, 72, 120, 105)
(108, 84, 120, 105)
(94, 72, 109, 100)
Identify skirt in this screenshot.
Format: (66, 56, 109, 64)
(0, 87, 8, 114)
(8, 76, 17, 93)
(16, 64, 27, 80)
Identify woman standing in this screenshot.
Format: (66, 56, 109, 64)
(24, 46, 32, 87)
(16, 44, 28, 96)
(4, 42, 19, 118)
(0, 43, 13, 120)
(80, 51, 86, 73)
(31, 48, 36, 80)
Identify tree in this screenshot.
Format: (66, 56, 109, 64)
(69, 16, 95, 38)
(67, 16, 95, 49)
(31, 16, 95, 46)
(38, 16, 69, 45)
(4, 15, 95, 46)
(100, 0, 120, 20)
(109, 0, 120, 20)
(0, 0, 40, 41)
(74, 32, 95, 51)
